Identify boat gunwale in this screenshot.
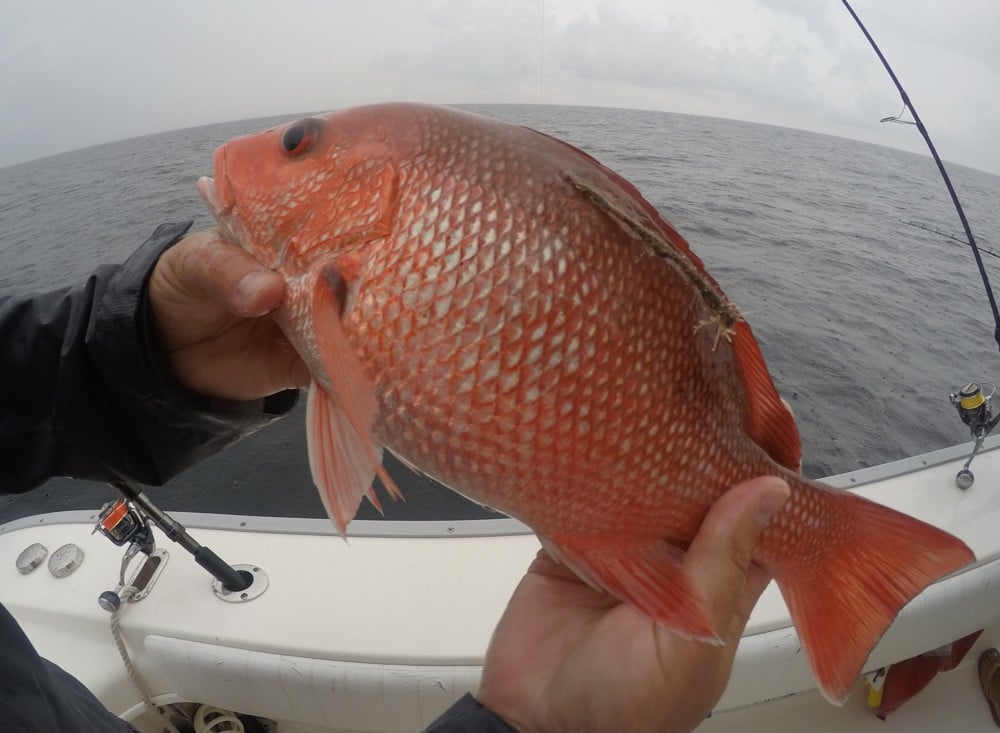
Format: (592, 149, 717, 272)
(3, 435, 994, 539)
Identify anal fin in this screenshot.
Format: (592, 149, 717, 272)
(541, 535, 718, 642)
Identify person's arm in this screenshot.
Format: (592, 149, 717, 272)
(423, 694, 518, 733)
(0, 222, 298, 492)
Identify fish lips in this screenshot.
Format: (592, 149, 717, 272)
(198, 175, 240, 245)
(197, 147, 244, 246)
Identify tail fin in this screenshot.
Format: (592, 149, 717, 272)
(766, 479, 974, 704)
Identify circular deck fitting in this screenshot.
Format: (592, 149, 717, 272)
(212, 564, 268, 603)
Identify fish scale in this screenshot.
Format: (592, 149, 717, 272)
(371, 207, 704, 525)
(198, 102, 974, 705)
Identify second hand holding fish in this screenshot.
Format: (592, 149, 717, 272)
(476, 475, 791, 733)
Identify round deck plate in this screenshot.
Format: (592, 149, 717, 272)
(212, 563, 268, 603)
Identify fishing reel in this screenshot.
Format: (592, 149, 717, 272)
(95, 497, 154, 550)
(93, 497, 162, 611)
(92, 482, 265, 612)
(949, 383, 1000, 489)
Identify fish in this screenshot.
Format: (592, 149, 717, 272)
(197, 102, 974, 704)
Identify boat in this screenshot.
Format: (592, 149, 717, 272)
(2, 412, 1000, 732)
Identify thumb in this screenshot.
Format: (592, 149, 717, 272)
(683, 476, 791, 642)
(158, 228, 285, 317)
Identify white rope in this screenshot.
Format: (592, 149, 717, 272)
(109, 589, 183, 733)
(109, 588, 247, 732)
(193, 705, 246, 733)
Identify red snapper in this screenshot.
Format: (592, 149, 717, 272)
(197, 103, 974, 704)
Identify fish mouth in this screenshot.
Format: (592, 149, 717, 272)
(198, 144, 230, 216)
(197, 145, 242, 245)
(197, 146, 245, 246)
(197, 174, 240, 246)
(196, 175, 223, 217)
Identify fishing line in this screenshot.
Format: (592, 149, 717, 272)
(902, 220, 1000, 261)
(879, 104, 914, 126)
(841, 0, 1000, 352)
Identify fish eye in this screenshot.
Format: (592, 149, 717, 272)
(280, 118, 321, 157)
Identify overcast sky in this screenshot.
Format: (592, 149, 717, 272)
(2, 0, 998, 175)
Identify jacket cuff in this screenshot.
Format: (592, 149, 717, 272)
(85, 222, 298, 484)
(423, 694, 519, 732)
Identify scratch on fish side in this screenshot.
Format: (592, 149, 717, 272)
(571, 179, 743, 334)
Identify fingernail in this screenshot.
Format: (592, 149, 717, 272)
(756, 478, 791, 526)
(235, 270, 278, 313)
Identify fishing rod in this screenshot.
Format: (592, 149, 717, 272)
(841, 0, 1000, 353)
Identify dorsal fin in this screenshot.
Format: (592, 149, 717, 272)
(552, 137, 799, 468)
(730, 320, 802, 470)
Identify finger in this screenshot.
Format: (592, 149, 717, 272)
(162, 229, 285, 317)
(273, 333, 313, 389)
(684, 476, 790, 640)
(526, 549, 580, 582)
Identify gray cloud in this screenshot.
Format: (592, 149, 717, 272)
(412, 0, 544, 82)
(0, 0, 996, 175)
(753, 0, 840, 42)
(548, 6, 820, 107)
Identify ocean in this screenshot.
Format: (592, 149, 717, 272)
(2, 104, 999, 522)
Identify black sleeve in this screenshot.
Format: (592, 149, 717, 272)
(0, 221, 298, 494)
(0, 603, 138, 733)
(423, 694, 519, 732)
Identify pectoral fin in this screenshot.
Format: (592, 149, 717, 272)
(307, 261, 401, 536)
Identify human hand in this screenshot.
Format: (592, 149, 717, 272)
(148, 228, 309, 401)
(477, 475, 791, 733)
